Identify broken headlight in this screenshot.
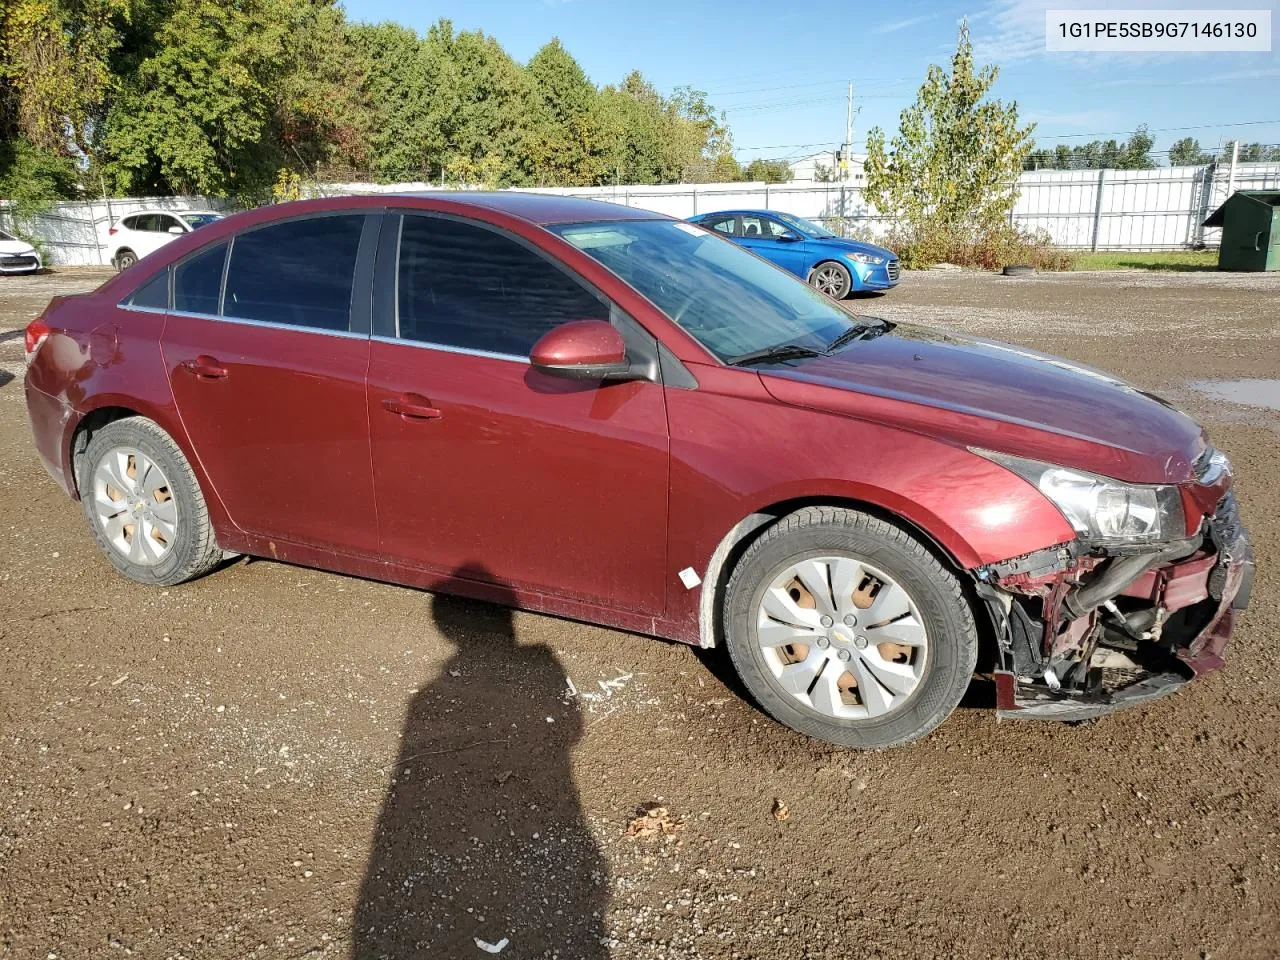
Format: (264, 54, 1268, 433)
(974, 450, 1185, 544)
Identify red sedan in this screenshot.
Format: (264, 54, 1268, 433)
(24, 194, 1253, 748)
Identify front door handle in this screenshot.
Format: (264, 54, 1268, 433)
(182, 355, 228, 381)
(382, 393, 442, 421)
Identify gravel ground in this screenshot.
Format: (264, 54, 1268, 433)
(1, 266, 1277, 960)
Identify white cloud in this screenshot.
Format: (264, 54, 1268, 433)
(873, 14, 936, 35)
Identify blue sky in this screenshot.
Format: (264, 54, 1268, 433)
(343, 0, 1280, 164)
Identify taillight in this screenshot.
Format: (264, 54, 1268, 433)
(24, 319, 51, 360)
(108, 226, 117, 236)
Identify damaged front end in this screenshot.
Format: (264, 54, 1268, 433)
(972, 450, 1255, 721)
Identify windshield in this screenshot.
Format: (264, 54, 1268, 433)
(774, 212, 838, 240)
(184, 213, 222, 229)
(551, 219, 857, 361)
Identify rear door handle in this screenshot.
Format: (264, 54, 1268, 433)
(182, 355, 228, 381)
(382, 393, 442, 421)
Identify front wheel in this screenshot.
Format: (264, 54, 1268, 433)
(722, 507, 978, 749)
(80, 417, 224, 586)
(809, 261, 852, 299)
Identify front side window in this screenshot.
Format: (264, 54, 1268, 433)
(397, 214, 609, 356)
(155, 214, 183, 234)
(174, 242, 227, 315)
(774, 212, 838, 239)
(223, 215, 364, 331)
(551, 220, 855, 362)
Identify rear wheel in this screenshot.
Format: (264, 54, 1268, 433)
(809, 261, 852, 299)
(722, 507, 978, 748)
(115, 249, 138, 271)
(80, 417, 223, 586)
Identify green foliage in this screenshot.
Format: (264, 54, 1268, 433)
(865, 20, 1033, 234)
(0, 136, 79, 214)
(1167, 137, 1213, 166)
(743, 159, 792, 183)
(101, 0, 311, 197)
(1026, 127, 1155, 170)
(1, 4, 738, 198)
(1222, 142, 1280, 163)
(888, 223, 1073, 272)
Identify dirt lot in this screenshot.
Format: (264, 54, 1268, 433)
(1, 266, 1277, 960)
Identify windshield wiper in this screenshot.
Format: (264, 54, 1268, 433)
(824, 319, 890, 354)
(726, 343, 824, 367)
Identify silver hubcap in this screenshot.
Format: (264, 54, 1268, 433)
(754, 555, 928, 720)
(91, 447, 178, 566)
(813, 266, 846, 297)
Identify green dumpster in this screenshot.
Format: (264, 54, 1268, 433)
(1203, 190, 1280, 271)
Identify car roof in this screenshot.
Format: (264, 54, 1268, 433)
(397, 191, 665, 225)
(691, 209, 788, 218)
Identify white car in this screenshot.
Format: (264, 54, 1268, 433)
(104, 209, 224, 271)
(0, 229, 42, 274)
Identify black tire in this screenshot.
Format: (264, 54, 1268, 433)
(722, 507, 979, 749)
(115, 249, 138, 271)
(1001, 264, 1035, 277)
(808, 260, 852, 299)
(80, 417, 223, 586)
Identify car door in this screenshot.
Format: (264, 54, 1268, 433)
(366, 211, 670, 615)
(152, 213, 186, 253)
(738, 214, 809, 278)
(161, 213, 381, 553)
(128, 214, 164, 258)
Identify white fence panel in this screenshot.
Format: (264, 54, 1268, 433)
(9, 162, 1280, 264)
(0, 196, 230, 266)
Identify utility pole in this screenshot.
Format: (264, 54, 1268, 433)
(1227, 139, 1240, 197)
(843, 81, 853, 183)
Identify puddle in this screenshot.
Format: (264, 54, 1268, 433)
(1190, 378, 1280, 411)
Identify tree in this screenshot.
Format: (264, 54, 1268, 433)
(1223, 142, 1280, 163)
(864, 19, 1032, 233)
(526, 38, 601, 185)
(0, 0, 130, 162)
(1168, 137, 1212, 166)
(101, 0, 313, 196)
(1026, 127, 1155, 170)
(743, 158, 791, 183)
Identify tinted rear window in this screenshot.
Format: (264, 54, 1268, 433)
(223, 215, 364, 331)
(174, 242, 227, 315)
(127, 270, 169, 309)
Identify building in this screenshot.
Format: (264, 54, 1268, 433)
(788, 149, 867, 184)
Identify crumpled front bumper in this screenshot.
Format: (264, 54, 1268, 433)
(994, 493, 1254, 721)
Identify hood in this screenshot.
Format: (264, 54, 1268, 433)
(811, 237, 895, 260)
(0, 238, 36, 255)
(757, 321, 1205, 485)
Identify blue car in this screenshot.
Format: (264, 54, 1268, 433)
(686, 210, 899, 299)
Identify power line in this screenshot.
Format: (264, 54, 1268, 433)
(1040, 119, 1280, 140)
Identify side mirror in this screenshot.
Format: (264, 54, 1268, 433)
(778, 231, 801, 242)
(167, 225, 186, 235)
(530, 320, 631, 380)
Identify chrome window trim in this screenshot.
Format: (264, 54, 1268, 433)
(166, 309, 369, 341)
(372, 334, 528, 364)
(117, 304, 168, 316)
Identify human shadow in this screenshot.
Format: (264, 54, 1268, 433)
(352, 566, 608, 959)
